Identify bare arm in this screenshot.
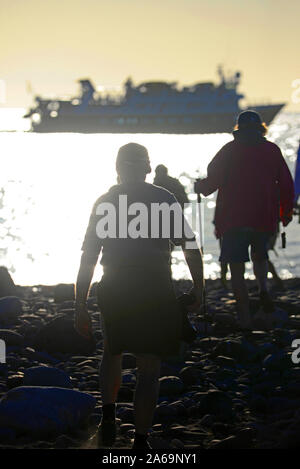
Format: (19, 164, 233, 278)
(182, 247, 204, 303)
(75, 251, 99, 304)
(74, 250, 100, 339)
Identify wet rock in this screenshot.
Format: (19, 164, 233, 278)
(117, 407, 134, 423)
(122, 372, 136, 385)
(0, 386, 96, 436)
(212, 339, 258, 363)
(159, 376, 184, 396)
(198, 390, 233, 422)
(0, 297, 22, 325)
(200, 414, 215, 427)
(155, 403, 177, 420)
(33, 316, 96, 354)
(209, 428, 254, 449)
(263, 351, 292, 372)
(119, 423, 135, 434)
(179, 366, 199, 386)
(7, 374, 24, 390)
(0, 330, 24, 347)
(216, 356, 236, 368)
(23, 366, 73, 388)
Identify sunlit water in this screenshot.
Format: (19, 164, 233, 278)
(0, 108, 299, 286)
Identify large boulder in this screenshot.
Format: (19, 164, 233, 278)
(0, 386, 96, 436)
(0, 329, 24, 347)
(23, 366, 73, 388)
(33, 315, 96, 354)
(0, 297, 22, 325)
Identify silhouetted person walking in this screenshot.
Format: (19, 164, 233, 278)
(75, 143, 203, 449)
(195, 111, 294, 330)
(154, 164, 189, 209)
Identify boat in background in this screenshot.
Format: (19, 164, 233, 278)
(24, 67, 285, 134)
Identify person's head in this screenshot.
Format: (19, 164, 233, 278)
(155, 164, 168, 177)
(235, 110, 268, 135)
(116, 142, 151, 183)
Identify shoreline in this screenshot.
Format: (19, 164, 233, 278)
(0, 277, 300, 449)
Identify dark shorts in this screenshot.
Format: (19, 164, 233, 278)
(219, 228, 272, 263)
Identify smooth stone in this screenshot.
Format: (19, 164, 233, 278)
(0, 330, 24, 347)
(179, 366, 199, 386)
(122, 373, 136, 385)
(209, 428, 254, 449)
(33, 315, 96, 354)
(198, 390, 234, 422)
(23, 366, 73, 388)
(216, 355, 236, 368)
(7, 374, 24, 390)
(263, 352, 292, 372)
(0, 386, 96, 436)
(159, 376, 184, 396)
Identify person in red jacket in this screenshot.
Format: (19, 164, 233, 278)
(195, 110, 295, 330)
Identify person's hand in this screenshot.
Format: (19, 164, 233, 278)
(74, 302, 93, 339)
(282, 213, 293, 227)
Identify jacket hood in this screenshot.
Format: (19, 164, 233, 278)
(233, 128, 266, 146)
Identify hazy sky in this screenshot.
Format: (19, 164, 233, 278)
(1, 0, 300, 109)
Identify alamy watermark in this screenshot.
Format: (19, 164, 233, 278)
(94, 195, 200, 249)
(0, 339, 6, 364)
(291, 339, 300, 364)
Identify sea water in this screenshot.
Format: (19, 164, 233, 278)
(0, 108, 299, 285)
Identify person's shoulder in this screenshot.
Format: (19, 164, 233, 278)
(149, 182, 177, 201)
(264, 139, 281, 151)
(92, 185, 120, 208)
(217, 140, 235, 154)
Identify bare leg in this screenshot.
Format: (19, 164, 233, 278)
(220, 261, 228, 288)
(229, 262, 251, 328)
(268, 260, 284, 289)
(134, 354, 161, 435)
(99, 337, 122, 405)
(252, 257, 268, 293)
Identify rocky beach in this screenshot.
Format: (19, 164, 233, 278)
(0, 271, 300, 450)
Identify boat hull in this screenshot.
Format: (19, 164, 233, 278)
(31, 104, 285, 134)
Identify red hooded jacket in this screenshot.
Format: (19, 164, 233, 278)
(199, 130, 295, 238)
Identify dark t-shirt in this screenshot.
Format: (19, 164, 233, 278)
(81, 181, 195, 268)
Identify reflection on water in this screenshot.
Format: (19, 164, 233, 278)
(0, 110, 299, 285)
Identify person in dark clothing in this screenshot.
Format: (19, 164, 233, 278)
(75, 143, 203, 449)
(195, 111, 294, 330)
(154, 164, 189, 209)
